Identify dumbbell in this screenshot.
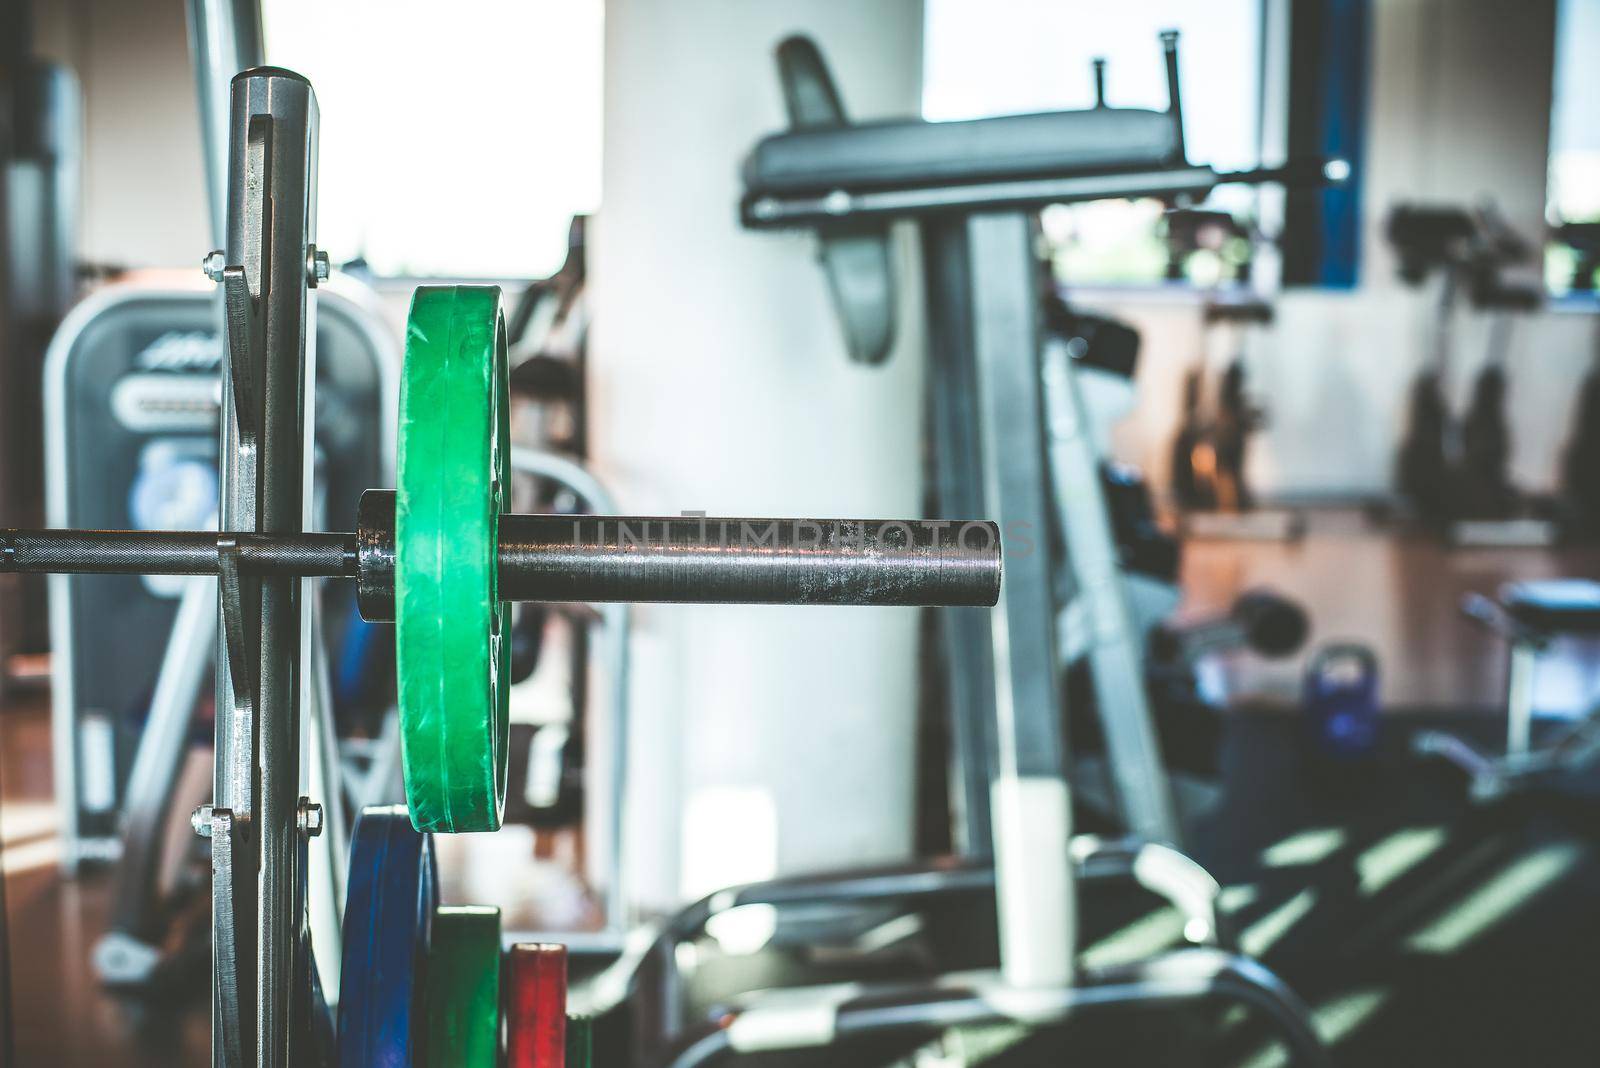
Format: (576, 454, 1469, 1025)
(1150, 589, 1309, 664)
(3, 285, 1001, 834)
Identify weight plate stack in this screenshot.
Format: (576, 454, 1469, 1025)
(425, 905, 503, 1067)
(396, 284, 512, 833)
(337, 804, 438, 1067)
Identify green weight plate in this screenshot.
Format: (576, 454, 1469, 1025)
(397, 284, 511, 833)
(425, 906, 502, 1067)
(567, 1015, 594, 1067)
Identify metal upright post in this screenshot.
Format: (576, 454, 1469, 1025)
(186, 0, 264, 246)
(189, 0, 346, 1013)
(1505, 640, 1538, 758)
(206, 68, 320, 1068)
(925, 214, 1180, 857)
(965, 211, 1074, 988)
(921, 217, 997, 859)
(1041, 344, 1181, 845)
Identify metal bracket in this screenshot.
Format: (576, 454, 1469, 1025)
(222, 266, 259, 442)
(210, 69, 320, 1068)
(210, 807, 251, 1066)
(217, 537, 259, 727)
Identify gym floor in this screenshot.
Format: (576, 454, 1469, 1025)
(3, 510, 1599, 1066)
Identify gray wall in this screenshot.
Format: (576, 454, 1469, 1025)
(33, 0, 209, 270)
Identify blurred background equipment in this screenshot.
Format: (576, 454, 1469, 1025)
(1387, 203, 1551, 543)
(1414, 580, 1600, 801)
(728, 28, 1335, 1064)
(0, 0, 79, 686)
(3, 0, 1600, 1065)
(1303, 642, 1382, 760)
(42, 277, 400, 986)
(44, 279, 397, 868)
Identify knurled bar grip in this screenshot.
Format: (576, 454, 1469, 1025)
(1, 515, 1002, 609)
(496, 514, 1001, 606)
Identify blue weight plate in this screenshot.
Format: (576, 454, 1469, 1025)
(337, 804, 438, 1067)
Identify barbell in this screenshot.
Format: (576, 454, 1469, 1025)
(3, 285, 1002, 832)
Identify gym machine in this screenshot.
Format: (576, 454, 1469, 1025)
(1553, 221, 1600, 296)
(1555, 234, 1600, 536)
(42, 281, 397, 857)
(1388, 203, 1548, 544)
(0, 4, 79, 677)
(1413, 579, 1600, 802)
(1169, 296, 1305, 542)
(1042, 287, 1309, 784)
(562, 29, 1333, 1067)
(1563, 340, 1600, 537)
(4, 65, 997, 1063)
(1161, 210, 1261, 519)
(1154, 206, 1305, 541)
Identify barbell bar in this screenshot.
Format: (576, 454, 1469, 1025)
(0, 509, 1001, 611)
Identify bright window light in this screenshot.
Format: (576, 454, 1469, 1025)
(923, 0, 1263, 286)
(923, 0, 1259, 168)
(1546, 0, 1600, 293)
(262, 0, 603, 279)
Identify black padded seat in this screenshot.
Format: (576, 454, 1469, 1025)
(1502, 579, 1600, 635)
(743, 106, 1183, 196)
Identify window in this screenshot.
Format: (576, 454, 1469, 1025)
(922, 0, 1263, 287)
(1546, 0, 1600, 296)
(261, 0, 603, 279)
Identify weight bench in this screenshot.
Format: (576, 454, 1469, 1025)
(1415, 579, 1600, 801)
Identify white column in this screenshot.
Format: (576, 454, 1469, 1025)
(593, 0, 927, 913)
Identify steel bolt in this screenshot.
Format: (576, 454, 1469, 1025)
(298, 798, 324, 837)
(192, 803, 214, 837)
(202, 250, 226, 283)
(306, 246, 331, 287)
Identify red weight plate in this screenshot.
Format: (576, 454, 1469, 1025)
(504, 942, 569, 1067)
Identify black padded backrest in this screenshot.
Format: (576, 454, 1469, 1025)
(775, 36, 847, 129)
(767, 35, 897, 365)
(744, 105, 1183, 197)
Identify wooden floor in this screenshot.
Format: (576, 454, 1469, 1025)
(0, 512, 1597, 1065)
(0, 695, 209, 1067)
